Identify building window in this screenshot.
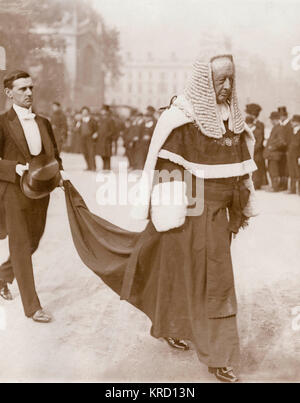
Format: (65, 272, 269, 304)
(158, 82, 166, 92)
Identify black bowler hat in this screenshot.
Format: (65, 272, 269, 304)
(20, 155, 61, 199)
(278, 106, 288, 116)
(245, 103, 262, 117)
(269, 111, 280, 120)
(291, 114, 300, 123)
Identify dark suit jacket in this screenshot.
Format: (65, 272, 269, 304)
(96, 115, 115, 157)
(0, 107, 63, 239)
(77, 117, 98, 138)
(263, 124, 287, 161)
(253, 120, 265, 160)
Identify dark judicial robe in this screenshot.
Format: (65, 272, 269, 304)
(64, 121, 254, 368)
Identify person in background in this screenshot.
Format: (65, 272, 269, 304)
(134, 106, 157, 170)
(111, 111, 124, 156)
(77, 106, 98, 171)
(287, 114, 300, 194)
(96, 105, 115, 171)
(124, 109, 139, 170)
(277, 106, 292, 191)
(245, 103, 268, 189)
(263, 111, 287, 192)
(129, 111, 145, 170)
(69, 111, 82, 154)
(123, 117, 134, 169)
(51, 102, 68, 153)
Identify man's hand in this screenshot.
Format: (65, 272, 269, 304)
(298, 157, 300, 165)
(92, 132, 98, 140)
(60, 170, 69, 182)
(16, 163, 29, 176)
(58, 170, 70, 187)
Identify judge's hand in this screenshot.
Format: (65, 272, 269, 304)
(298, 158, 300, 165)
(92, 132, 98, 140)
(16, 163, 29, 176)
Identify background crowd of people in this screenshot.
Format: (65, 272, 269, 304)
(47, 100, 300, 196)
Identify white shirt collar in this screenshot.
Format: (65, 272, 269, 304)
(13, 103, 33, 119)
(280, 117, 290, 126)
(293, 125, 300, 134)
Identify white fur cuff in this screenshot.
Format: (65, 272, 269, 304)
(243, 176, 260, 217)
(151, 181, 188, 232)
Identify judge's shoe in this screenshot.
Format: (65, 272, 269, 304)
(208, 367, 239, 383)
(31, 309, 52, 323)
(164, 337, 189, 351)
(0, 281, 13, 301)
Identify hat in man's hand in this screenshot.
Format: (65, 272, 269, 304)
(20, 154, 61, 199)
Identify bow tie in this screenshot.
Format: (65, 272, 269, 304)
(22, 113, 36, 120)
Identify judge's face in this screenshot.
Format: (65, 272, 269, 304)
(5, 77, 34, 109)
(211, 57, 234, 104)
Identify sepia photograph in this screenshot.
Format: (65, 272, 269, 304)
(0, 0, 300, 386)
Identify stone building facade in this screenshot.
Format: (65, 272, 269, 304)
(105, 52, 193, 112)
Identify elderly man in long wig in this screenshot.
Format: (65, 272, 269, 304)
(64, 53, 258, 383)
(129, 54, 258, 383)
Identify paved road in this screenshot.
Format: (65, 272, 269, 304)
(0, 152, 300, 383)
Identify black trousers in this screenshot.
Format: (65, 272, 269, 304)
(0, 184, 50, 317)
(287, 152, 300, 180)
(102, 156, 111, 170)
(81, 136, 96, 171)
(268, 160, 281, 190)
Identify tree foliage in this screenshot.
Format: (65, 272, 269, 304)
(0, 0, 122, 109)
(101, 23, 122, 83)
